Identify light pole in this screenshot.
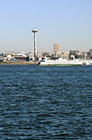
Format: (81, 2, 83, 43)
(32, 28, 38, 61)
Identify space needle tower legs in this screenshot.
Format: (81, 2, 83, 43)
(32, 28, 38, 61)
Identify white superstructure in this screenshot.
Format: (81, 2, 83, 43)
(40, 58, 92, 66)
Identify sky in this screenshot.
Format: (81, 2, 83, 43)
(0, 0, 92, 53)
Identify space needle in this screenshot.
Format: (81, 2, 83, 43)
(32, 28, 38, 61)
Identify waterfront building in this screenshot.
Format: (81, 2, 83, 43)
(61, 51, 69, 59)
(21, 51, 25, 56)
(82, 52, 88, 59)
(37, 52, 42, 59)
(29, 52, 34, 60)
(0, 53, 4, 62)
(42, 52, 49, 58)
(89, 48, 92, 59)
(69, 50, 84, 59)
(69, 50, 79, 59)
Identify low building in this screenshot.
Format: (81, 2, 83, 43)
(15, 55, 27, 62)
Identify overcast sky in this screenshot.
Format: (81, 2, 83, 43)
(0, 0, 92, 53)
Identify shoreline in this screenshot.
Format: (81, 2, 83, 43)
(0, 61, 38, 65)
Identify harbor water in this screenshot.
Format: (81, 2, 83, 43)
(0, 65, 92, 140)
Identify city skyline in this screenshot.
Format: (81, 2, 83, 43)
(0, 0, 92, 53)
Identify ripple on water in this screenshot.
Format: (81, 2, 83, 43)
(0, 65, 92, 139)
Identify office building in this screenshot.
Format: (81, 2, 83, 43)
(54, 44, 60, 58)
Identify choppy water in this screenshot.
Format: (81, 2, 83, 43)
(0, 65, 92, 140)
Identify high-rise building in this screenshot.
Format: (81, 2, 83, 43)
(54, 44, 60, 58)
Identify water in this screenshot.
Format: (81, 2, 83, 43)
(0, 65, 92, 140)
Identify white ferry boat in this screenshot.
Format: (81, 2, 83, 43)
(39, 58, 92, 66)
